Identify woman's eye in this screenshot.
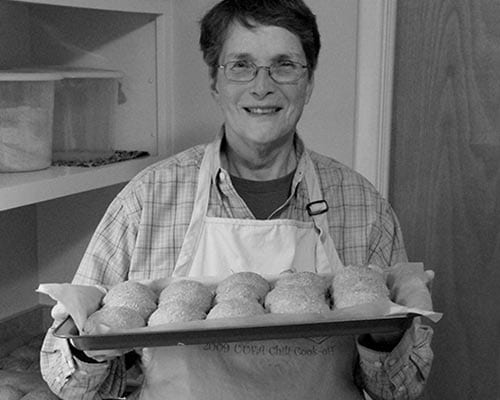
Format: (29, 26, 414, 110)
(231, 61, 252, 70)
(276, 60, 296, 69)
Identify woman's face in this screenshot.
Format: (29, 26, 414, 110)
(211, 22, 314, 152)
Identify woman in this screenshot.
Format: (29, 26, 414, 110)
(41, 1, 434, 399)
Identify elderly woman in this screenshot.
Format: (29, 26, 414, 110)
(41, 1, 434, 399)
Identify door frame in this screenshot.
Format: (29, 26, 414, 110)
(353, 0, 397, 197)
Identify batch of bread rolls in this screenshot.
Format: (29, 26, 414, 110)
(0, 266, 394, 398)
(82, 265, 392, 333)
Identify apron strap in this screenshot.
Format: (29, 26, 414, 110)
(302, 152, 344, 274)
(173, 141, 217, 276)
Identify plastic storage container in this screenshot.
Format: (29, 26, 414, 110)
(0, 71, 62, 172)
(51, 68, 123, 156)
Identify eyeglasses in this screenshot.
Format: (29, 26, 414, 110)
(218, 60, 309, 84)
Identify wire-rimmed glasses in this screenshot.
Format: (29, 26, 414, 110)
(218, 60, 309, 84)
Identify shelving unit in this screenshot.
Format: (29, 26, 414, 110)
(0, 156, 162, 210)
(0, 0, 172, 211)
(10, 0, 169, 13)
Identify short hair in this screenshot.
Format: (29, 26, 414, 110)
(199, 0, 321, 81)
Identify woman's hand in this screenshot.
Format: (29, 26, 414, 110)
(359, 266, 435, 351)
(387, 267, 434, 311)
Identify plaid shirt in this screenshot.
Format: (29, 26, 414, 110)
(41, 135, 433, 400)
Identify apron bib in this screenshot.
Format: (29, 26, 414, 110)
(139, 141, 363, 400)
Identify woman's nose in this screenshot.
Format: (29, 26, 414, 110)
(250, 67, 275, 97)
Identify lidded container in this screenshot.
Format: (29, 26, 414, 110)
(0, 70, 63, 172)
(51, 67, 124, 155)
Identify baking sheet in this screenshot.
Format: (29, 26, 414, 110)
(41, 263, 442, 351)
(54, 312, 417, 350)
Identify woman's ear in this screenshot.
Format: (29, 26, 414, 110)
(210, 78, 220, 104)
(305, 74, 315, 105)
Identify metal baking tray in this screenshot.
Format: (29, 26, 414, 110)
(54, 313, 416, 351)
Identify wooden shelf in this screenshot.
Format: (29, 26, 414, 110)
(0, 156, 161, 211)
(6, 0, 168, 13)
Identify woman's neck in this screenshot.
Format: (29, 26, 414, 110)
(223, 136, 297, 181)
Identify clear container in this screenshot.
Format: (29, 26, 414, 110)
(51, 68, 123, 155)
(0, 71, 63, 172)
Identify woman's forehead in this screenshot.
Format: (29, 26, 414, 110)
(220, 22, 305, 61)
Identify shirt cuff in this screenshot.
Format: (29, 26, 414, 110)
(357, 319, 431, 365)
(41, 327, 111, 395)
(356, 320, 434, 399)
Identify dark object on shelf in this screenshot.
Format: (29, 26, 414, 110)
(52, 150, 150, 167)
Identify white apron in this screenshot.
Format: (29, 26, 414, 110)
(138, 141, 364, 400)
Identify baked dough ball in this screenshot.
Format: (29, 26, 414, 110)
(274, 271, 329, 295)
(148, 300, 207, 326)
(332, 265, 390, 309)
(206, 298, 266, 320)
(216, 272, 271, 300)
(0, 384, 24, 400)
(103, 281, 157, 320)
(159, 279, 213, 312)
(0, 370, 45, 394)
(265, 286, 330, 314)
(215, 282, 263, 304)
(20, 389, 60, 400)
(10, 345, 40, 362)
(0, 355, 32, 372)
(83, 306, 145, 334)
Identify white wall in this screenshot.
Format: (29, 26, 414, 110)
(299, 0, 357, 167)
(0, 207, 38, 320)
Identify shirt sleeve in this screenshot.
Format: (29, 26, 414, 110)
(40, 325, 127, 400)
(73, 181, 142, 286)
(355, 320, 434, 400)
(366, 199, 409, 267)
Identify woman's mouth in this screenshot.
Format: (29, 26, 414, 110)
(243, 106, 282, 115)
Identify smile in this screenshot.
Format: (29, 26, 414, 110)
(243, 107, 282, 115)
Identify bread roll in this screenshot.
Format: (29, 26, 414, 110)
(215, 282, 262, 304)
(216, 272, 271, 300)
(274, 271, 329, 295)
(332, 265, 389, 309)
(206, 298, 265, 319)
(103, 281, 157, 320)
(83, 306, 145, 334)
(265, 286, 330, 314)
(148, 300, 206, 326)
(159, 279, 213, 312)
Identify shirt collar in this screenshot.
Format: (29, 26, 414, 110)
(211, 125, 309, 185)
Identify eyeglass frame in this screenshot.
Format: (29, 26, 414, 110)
(217, 60, 310, 84)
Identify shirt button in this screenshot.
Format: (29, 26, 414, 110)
(374, 361, 382, 368)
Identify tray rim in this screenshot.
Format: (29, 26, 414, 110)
(54, 313, 417, 350)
